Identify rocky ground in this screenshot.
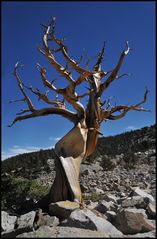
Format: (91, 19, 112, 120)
(1, 149, 156, 238)
(37, 149, 156, 199)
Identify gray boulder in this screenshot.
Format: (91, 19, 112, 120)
(34, 209, 59, 229)
(86, 200, 98, 210)
(125, 230, 156, 238)
(146, 202, 156, 219)
(1, 211, 36, 238)
(95, 200, 117, 214)
(16, 211, 36, 232)
(121, 196, 148, 208)
(17, 225, 108, 237)
(105, 211, 117, 223)
(1, 211, 17, 232)
(131, 187, 155, 203)
(49, 200, 80, 219)
(103, 194, 119, 204)
(61, 208, 123, 237)
(113, 208, 155, 234)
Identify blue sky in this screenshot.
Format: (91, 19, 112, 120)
(2, 1, 156, 160)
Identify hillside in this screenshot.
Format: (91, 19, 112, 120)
(2, 124, 156, 174)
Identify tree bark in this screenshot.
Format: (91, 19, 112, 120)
(52, 122, 88, 202)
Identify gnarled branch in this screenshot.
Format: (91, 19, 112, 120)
(98, 41, 131, 96)
(100, 87, 150, 121)
(13, 62, 35, 112)
(37, 64, 65, 94)
(38, 25, 75, 84)
(93, 41, 105, 72)
(8, 107, 78, 127)
(23, 84, 66, 108)
(48, 18, 89, 75)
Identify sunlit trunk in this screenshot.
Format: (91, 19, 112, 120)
(49, 122, 88, 203)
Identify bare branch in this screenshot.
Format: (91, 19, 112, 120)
(37, 64, 64, 94)
(9, 98, 26, 104)
(39, 26, 75, 84)
(134, 86, 149, 107)
(48, 18, 89, 75)
(75, 72, 93, 85)
(115, 73, 130, 79)
(16, 109, 31, 115)
(8, 107, 78, 127)
(24, 84, 66, 108)
(101, 88, 150, 121)
(76, 55, 83, 65)
(98, 42, 131, 96)
(37, 63, 85, 118)
(93, 41, 105, 72)
(13, 63, 35, 111)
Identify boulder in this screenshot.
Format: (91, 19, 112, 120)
(2, 211, 36, 238)
(94, 188, 105, 195)
(113, 208, 155, 234)
(49, 200, 80, 219)
(34, 209, 59, 229)
(121, 196, 148, 208)
(16, 225, 107, 238)
(105, 211, 117, 223)
(146, 202, 156, 219)
(125, 230, 156, 238)
(16, 211, 36, 232)
(103, 194, 119, 204)
(131, 187, 155, 203)
(1, 211, 17, 232)
(60, 208, 123, 237)
(86, 200, 99, 210)
(94, 200, 117, 214)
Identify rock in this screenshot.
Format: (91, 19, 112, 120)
(80, 164, 91, 175)
(103, 194, 119, 204)
(121, 196, 148, 208)
(17, 225, 107, 238)
(95, 200, 117, 214)
(16, 211, 36, 232)
(80, 162, 103, 175)
(61, 208, 123, 237)
(105, 211, 117, 222)
(1, 211, 17, 232)
(90, 162, 103, 172)
(120, 192, 126, 197)
(34, 209, 59, 229)
(86, 201, 99, 210)
(125, 230, 156, 238)
(131, 187, 155, 203)
(146, 202, 156, 219)
(94, 188, 105, 195)
(113, 208, 155, 234)
(1, 211, 36, 238)
(49, 200, 80, 219)
(56, 226, 107, 238)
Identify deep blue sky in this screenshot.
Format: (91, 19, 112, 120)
(2, 1, 155, 160)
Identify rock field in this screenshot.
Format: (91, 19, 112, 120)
(1, 149, 156, 238)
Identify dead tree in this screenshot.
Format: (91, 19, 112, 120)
(9, 17, 150, 208)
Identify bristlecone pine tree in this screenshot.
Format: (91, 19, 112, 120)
(9, 17, 150, 209)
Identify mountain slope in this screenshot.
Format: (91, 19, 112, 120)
(2, 124, 156, 174)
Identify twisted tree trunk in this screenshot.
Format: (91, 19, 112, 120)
(51, 122, 87, 202)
